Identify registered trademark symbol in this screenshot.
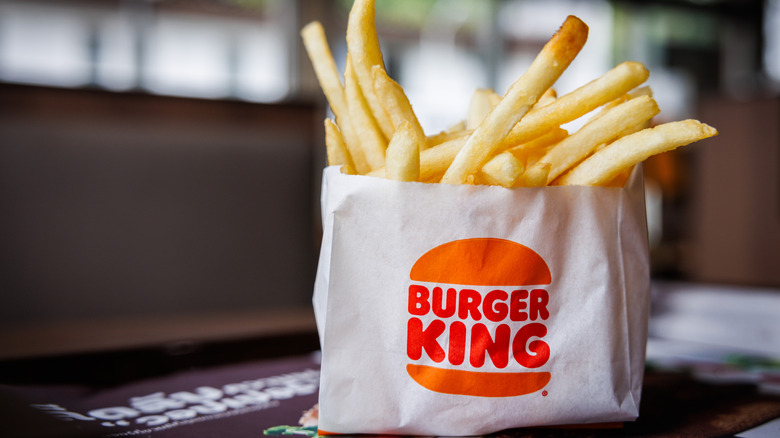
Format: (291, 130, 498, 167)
(542, 390, 548, 396)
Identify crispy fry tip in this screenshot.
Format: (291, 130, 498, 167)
(547, 16, 589, 60)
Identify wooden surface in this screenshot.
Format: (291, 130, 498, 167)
(0, 308, 317, 361)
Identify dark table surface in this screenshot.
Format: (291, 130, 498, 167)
(1, 329, 779, 438)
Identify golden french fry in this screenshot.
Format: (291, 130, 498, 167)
(418, 136, 469, 182)
(499, 61, 650, 151)
(466, 88, 502, 131)
(586, 93, 655, 158)
(367, 134, 468, 182)
(432, 64, 647, 180)
(480, 127, 566, 185)
(301, 21, 367, 174)
(345, 56, 387, 171)
(523, 94, 660, 185)
(300, 22, 344, 113)
(555, 120, 718, 186)
(372, 65, 428, 149)
(466, 88, 554, 157)
(469, 88, 552, 134)
(603, 168, 632, 188)
(509, 128, 569, 173)
(374, 55, 647, 184)
(427, 126, 470, 147)
(441, 16, 589, 185)
(385, 120, 421, 182)
(507, 127, 569, 160)
(402, 126, 565, 184)
(478, 151, 524, 188)
(592, 117, 652, 156)
(534, 88, 557, 108)
(588, 85, 653, 125)
(346, 0, 395, 140)
(324, 118, 356, 175)
(629, 85, 653, 98)
(518, 162, 551, 187)
(372, 60, 650, 184)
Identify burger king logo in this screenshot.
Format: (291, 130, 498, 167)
(406, 238, 552, 397)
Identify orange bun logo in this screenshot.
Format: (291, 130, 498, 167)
(406, 238, 552, 397)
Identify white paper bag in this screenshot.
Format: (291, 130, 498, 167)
(313, 165, 651, 436)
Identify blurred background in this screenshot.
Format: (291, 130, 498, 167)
(0, 0, 778, 359)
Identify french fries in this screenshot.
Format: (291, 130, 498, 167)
(499, 61, 650, 152)
(301, 21, 368, 174)
(372, 65, 427, 150)
(324, 118, 356, 175)
(525, 94, 660, 185)
(302, 2, 717, 189)
(555, 120, 718, 186)
(478, 151, 524, 188)
(385, 120, 422, 182)
(441, 15, 588, 185)
(344, 56, 387, 171)
(466, 89, 502, 131)
(346, 0, 395, 141)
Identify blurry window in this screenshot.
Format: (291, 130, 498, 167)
(766, 0, 780, 85)
(234, 20, 289, 102)
(143, 14, 234, 99)
(498, 0, 613, 95)
(0, 0, 291, 102)
(0, 2, 92, 87)
(96, 14, 136, 91)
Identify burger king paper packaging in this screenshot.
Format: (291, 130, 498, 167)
(313, 165, 651, 435)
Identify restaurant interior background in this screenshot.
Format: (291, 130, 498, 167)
(0, 0, 778, 360)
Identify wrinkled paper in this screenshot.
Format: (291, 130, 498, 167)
(313, 165, 650, 436)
